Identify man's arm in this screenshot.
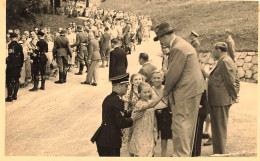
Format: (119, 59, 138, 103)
(164, 49, 187, 96)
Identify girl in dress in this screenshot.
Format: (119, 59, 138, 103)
(122, 73, 143, 156)
(129, 82, 163, 157)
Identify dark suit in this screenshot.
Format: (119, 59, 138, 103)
(138, 62, 157, 85)
(208, 55, 237, 154)
(91, 92, 134, 156)
(100, 32, 111, 60)
(109, 47, 128, 79)
(164, 36, 205, 156)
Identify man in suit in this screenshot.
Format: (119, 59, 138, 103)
(138, 52, 157, 85)
(81, 32, 101, 86)
(71, 25, 89, 75)
(53, 30, 72, 84)
(109, 38, 128, 79)
(6, 33, 24, 102)
(100, 27, 111, 67)
(154, 22, 205, 157)
(208, 42, 237, 154)
(91, 73, 143, 156)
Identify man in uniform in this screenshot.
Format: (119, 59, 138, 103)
(81, 32, 101, 86)
(208, 42, 237, 154)
(109, 38, 128, 79)
(71, 25, 89, 75)
(53, 30, 72, 84)
(6, 33, 24, 102)
(154, 22, 205, 157)
(91, 73, 143, 156)
(190, 30, 200, 58)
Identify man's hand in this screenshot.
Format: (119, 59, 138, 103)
(131, 111, 144, 122)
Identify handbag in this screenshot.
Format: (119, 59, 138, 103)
(50, 59, 58, 69)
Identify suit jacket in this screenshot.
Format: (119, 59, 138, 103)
(91, 92, 133, 148)
(53, 35, 72, 59)
(87, 38, 101, 61)
(164, 36, 205, 101)
(208, 55, 237, 106)
(109, 47, 128, 78)
(138, 62, 157, 84)
(100, 32, 111, 51)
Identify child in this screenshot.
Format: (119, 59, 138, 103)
(122, 73, 143, 156)
(129, 82, 163, 157)
(151, 70, 172, 157)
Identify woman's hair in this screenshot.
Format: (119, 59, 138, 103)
(129, 73, 142, 104)
(138, 82, 151, 94)
(151, 70, 164, 79)
(130, 73, 142, 84)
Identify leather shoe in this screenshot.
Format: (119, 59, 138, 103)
(75, 72, 82, 75)
(202, 133, 210, 139)
(5, 97, 13, 102)
(203, 138, 212, 146)
(90, 83, 97, 86)
(81, 81, 90, 84)
(29, 88, 38, 91)
(54, 80, 63, 84)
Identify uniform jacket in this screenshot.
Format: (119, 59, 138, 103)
(100, 32, 111, 51)
(208, 55, 237, 106)
(53, 35, 72, 59)
(91, 92, 134, 148)
(6, 41, 24, 79)
(138, 62, 157, 84)
(71, 31, 89, 51)
(34, 39, 48, 65)
(164, 36, 205, 101)
(87, 38, 101, 61)
(109, 47, 128, 78)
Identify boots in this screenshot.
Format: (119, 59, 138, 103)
(5, 82, 13, 102)
(75, 64, 83, 75)
(40, 76, 45, 90)
(12, 82, 19, 100)
(55, 72, 64, 84)
(63, 71, 67, 83)
(29, 77, 39, 91)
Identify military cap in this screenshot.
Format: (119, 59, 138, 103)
(154, 22, 174, 41)
(60, 29, 67, 35)
(9, 33, 18, 38)
(110, 73, 130, 84)
(191, 30, 199, 37)
(37, 31, 45, 36)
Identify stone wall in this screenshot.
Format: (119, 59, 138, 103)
(198, 52, 258, 83)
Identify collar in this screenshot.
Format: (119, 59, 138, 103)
(169, 36, 176, 50)
(142, 62, 149, 66)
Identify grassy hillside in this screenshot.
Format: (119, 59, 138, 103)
(100, 0, 258, 52)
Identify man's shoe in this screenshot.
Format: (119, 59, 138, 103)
(81, 81, 90, 84)
(12, 96, 17, 100)
(5, 97, 13, 102)
(203, 138, 212, 146)
(29, 88, 38, 91)
(202, 133, 210, 139)
(40, 86, 45, 90)
(54, 80, 63, 84)
(75, 72, 82, 75)
(90, 83, 97, 86)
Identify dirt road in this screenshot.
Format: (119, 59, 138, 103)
(5, 33, 257, 157)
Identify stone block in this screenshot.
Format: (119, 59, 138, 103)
(236, 59, 244, 67)
(252, 55, 258, 65)
(247, 52, 256, 56)
(251, 65, 258, 74)
(245, 70, 252, 79)
(253, 73, 258, 81)
(244, 56, 252, 63)
(239, 52, 247, 59)
(243, 63, 253, 70)
(237, 67, 245, 78)
(245, 79, 255, 83)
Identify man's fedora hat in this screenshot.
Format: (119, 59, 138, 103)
(154, 22, 175, 41)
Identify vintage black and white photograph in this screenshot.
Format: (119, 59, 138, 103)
(3, 0, 258, 158)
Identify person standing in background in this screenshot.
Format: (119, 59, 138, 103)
(138, 53, 157, 85)
(190, 31, 200, 59)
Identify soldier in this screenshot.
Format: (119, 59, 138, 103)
(6, 33, 24, 102)
(190, 31, 200, 58)
(71, 25, 89, 75)
(29, 31, 48, 91)
(53, 30, 72, 84)
(91, 73, 144, 156)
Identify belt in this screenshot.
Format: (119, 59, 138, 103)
(80, 43, 87, 46)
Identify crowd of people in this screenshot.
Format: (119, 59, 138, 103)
(6, 4, 239, 157)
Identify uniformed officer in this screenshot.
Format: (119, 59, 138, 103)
(91, 73, 144, 157)
(71, 25, 89, 75)
(29, 31, 48, 91)
(53, 30, 72, 84)
(6, 33, 24, 102)
(190, 30, 201, 57)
